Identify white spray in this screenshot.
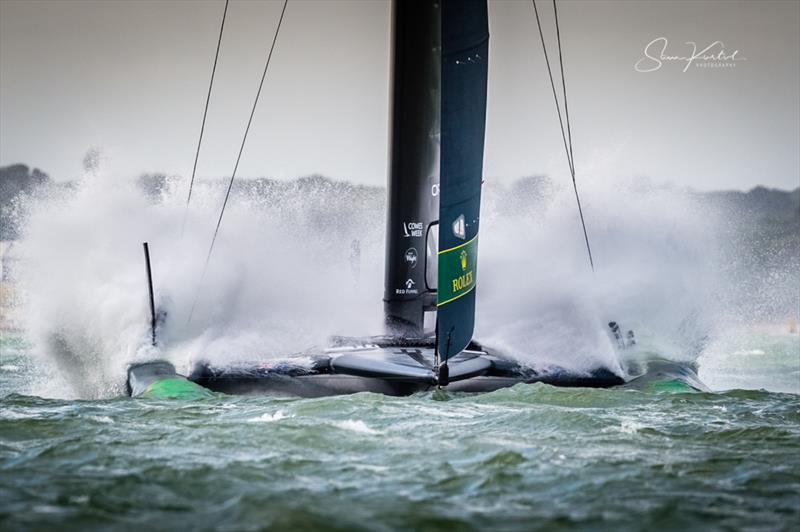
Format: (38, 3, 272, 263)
(15, 160, 732, 398)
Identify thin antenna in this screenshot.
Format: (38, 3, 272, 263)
(143, 242, 157, 346)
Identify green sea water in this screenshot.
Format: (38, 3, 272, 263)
(1, 332, 799, 531)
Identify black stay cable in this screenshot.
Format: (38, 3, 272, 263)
(532, 0, 574, 177)
(551, 0, 594, 273)
(532, 0, 595, 273)
(552, 0, 574, 170)
(206, 0, 288, 265)
(185, 0, 229, 212)
(189, 0, 289, 322)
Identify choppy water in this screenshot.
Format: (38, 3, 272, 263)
(2, 332, 798, 531)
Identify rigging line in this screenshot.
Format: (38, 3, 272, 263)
(185, 0, 229, 212)
(552, 0, 574, 170)
(188, 0, 288, 323)
(532, 0, 595, 273)
(552, 0, 594, 273)
(531, 0, 573, 177)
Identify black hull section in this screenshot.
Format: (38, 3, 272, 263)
(190, 373, 426, 398)
(179, 340, 624, 398)
(125, 330, 711, 399)
(186, 372, 625, 398)
(126, 336, 626, 398)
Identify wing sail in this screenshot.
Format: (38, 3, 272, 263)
(436, 0, 489, 361)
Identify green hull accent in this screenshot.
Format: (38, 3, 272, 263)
(622, 360, 709, 393)
(143, 377, 213, 399)
(640, 378, 700, 393)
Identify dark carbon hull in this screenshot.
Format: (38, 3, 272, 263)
(178, 339, 625, 398)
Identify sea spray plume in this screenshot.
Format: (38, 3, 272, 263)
(582, 178, 721, 365)
(476, 173, 722, 376)
(0, 165, 58, 241)
(15, 162, 758, 398)
(477, 175, 617, 375)
(698, 186, 800, 327)
(17, 165, 157, 398)
(162, 175, 388, 370)
(15, 170, 386, 398)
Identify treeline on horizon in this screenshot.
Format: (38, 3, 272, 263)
(2, 162, 797, 320)
(1, 162, 798, 242)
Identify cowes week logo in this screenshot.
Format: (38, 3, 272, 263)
(635, 37, 745, 73)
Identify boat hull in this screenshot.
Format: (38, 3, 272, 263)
(127, 338, 626, 398)
(186, 367, 626, 398)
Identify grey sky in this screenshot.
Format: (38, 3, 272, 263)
(1, 0, 798, 191)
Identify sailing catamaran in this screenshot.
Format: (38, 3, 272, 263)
(127, 0, 643, 398)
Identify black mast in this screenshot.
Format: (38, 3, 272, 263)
(383, 0, 441, 338)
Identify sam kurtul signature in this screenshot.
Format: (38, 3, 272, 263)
(635, 37, 744, 73)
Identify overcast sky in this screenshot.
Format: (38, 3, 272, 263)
(1, 0, 798, 191)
